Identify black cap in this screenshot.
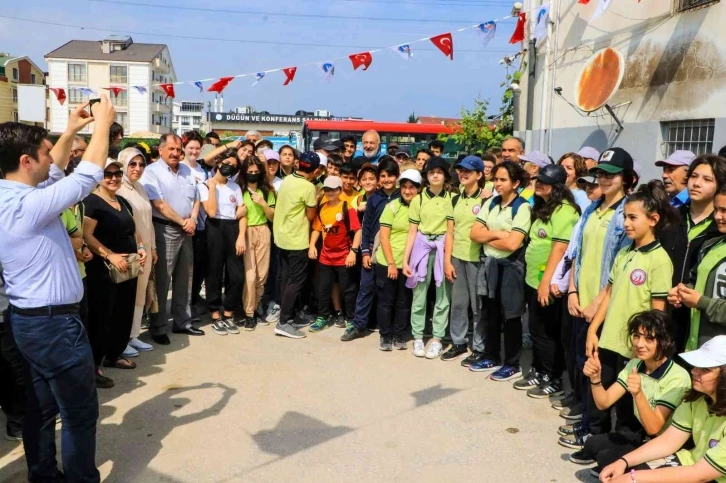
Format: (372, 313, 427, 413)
(534, 164, 567, 185)
(589, 147, 634, 175)
(298, 152, 321, 173)
(313, 136, 339, 151)
(423, 156, 451, 180)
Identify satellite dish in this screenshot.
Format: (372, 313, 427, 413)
(574, 47, 625, 113)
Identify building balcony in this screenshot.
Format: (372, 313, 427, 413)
(150, 125, 172, 134)
(152, 102, 171, 113)
(153, 58, 169, 73)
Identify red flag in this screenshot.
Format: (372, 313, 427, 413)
(429, 33, 454, 60)
(49, 88, 66, 105)
(349, 52, 373, 71)
(509, 12, 527, 44)
(578, 0, 591, 3)
(207, 76, 234, 94)
(160, 83, 175, 99)
(282, 67, 297, 86)
(104, 87, 125, 98)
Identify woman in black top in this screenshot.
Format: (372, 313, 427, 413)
(83, 159, 147, 388)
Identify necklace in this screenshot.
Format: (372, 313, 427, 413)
(96, 191, 119, 203)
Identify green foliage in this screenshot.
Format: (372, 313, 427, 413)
(119, 137, 160, 150)
(407, 112, 418, 123)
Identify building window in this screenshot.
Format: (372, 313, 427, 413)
(110, 65, 128, 84)
(13, 111, 18, 122)
(116, 112, 129, 131)
(111, 90, 128, 107)
(30, 73, 36, 84)
(662, 119, 715, 156)
(181, 116, 190, 126)
(12, 68, 18, 81)
(68, 64, 86, 83)
(68, 88, 90, 105)
(677, 0, 717, 11)
(12, 88, 17, 103)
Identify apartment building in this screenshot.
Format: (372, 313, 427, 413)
(0, 54, 45, 124)
(172, 101, 204, 135)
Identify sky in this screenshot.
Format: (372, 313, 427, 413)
(0, 0, 523, 121)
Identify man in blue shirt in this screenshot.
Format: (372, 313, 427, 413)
(655, 150, 695, 207)
(353, 130, 384, 165)
(0, 97, 117, 483)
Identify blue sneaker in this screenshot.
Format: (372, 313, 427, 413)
(469, 358, 502, 372)
(490, 365, 522, 381)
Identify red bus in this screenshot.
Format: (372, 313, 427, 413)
(300, 120, 455, 153)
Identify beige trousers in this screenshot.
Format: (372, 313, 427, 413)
(243, 225, 271, 316)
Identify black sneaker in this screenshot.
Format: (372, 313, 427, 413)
(560, 402, 585, 421)
(244, 316, 257, 331)
(379, 336, 393, 351)
(5, 429, 22, 442)
(332, 312, 347, 328)
(559, 428, 591, 450)
(552, 392, 576, 410)
(461, 351, 485, 367)
(589, 466, 602, 478)
(341, 325, 367, 342)
(513, 368, 541, 390)
(211, 320, 228, 336)
(440, 344, 468, 362)
(527, 375, 563, 399)
(557, 421, 583, 437)
(568, 448, 595, 465)
(223, 317, 240, 335)
(96, 373, 115, 389)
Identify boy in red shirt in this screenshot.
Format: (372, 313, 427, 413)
(308, 176, 362, 332)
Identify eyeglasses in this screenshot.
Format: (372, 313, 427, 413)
(103, 171, 124, 180)
(128, 161, 146, 168)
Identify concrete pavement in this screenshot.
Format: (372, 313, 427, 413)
(0, 321, 596, 483)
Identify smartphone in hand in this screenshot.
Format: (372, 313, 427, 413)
(88, 98, 101, 115)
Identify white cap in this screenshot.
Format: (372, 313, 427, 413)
(318, 152, 328, 167)
(105, 158, 123, 169)
(680, 335, 726, 368)
(399, 169, 422, 186)
(323, 176, 343, 189)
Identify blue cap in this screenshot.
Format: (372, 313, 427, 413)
(454, 155, 484, 172)
(298, 152, 321, 173)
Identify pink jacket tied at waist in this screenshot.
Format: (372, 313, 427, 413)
(406, 231, 446, 289)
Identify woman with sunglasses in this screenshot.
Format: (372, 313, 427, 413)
(117, 147, 156, 357)
(83, 159, 148, 387)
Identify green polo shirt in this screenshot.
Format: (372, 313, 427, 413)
(408, 188, 453, 236)
(272, 173, 316, 250)
(61, 207, 86, 279)
(579, 204, 617, 308)
(452, 188, 484, 262)
(599, 241, 673, 358)
(475, 197, 532, 259)
(525, 201, 580, 288)
(243, 189, 276, 227)
(616, 358, 691, 431)
(377, 198, 410, 269)
(672, 397, 726, 481)
(686, 211, 714, 242)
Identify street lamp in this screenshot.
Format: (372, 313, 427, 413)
(511, 81, 521, 134)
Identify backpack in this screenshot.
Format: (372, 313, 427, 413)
(486, 195, 528, 218)
(316, 200, 353, 245)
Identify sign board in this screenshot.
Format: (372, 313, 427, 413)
(210, 112, 344, 124)
(17, 84, 46, 123)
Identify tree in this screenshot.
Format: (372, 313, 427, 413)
(407, 112, 418, 123)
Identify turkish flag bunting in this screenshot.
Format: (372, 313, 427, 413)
(429, 33, 454, 60)
(282, 67, 297, 86)
(207, 77, 234, 94)
(349, 52, 373, 71)
(104, 87, 126, 98)
(509, 12, 527, 44)
(578, 0, 591, 3)
(160, 83, 175, 99)
(50, 88, 66, 105)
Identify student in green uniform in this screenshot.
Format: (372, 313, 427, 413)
(442, 156, 485, 362)
(516, 164, 580, 397)
(599, 335, 726, 483)
(669, 185, 726, 350)
(573, 182, 675, 463)
(376, 169, 422, 351)
(403, 156, 454, 360)
(482, 153, 496, 197)
(469, 161, 532, 378)
(577, 310, 691, 476)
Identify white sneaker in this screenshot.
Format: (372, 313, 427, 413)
(425, 341, 443, 359)
(413, 339, 426, 358)
(122, 344, 139, 358)
(265, 303, 280, 324)
(128, 338, 153, 352)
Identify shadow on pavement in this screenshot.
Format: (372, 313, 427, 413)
(251, 411, 353, 458)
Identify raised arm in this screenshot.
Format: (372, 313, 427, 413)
(49, 102, 95, 171)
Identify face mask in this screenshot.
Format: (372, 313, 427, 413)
(246, 172, 262, 183)
(218, 163, 239, 178)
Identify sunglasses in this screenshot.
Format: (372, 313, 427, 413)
(103, 171, 124, 180)
(128, 161, 146, 168)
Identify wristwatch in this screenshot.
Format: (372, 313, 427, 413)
(350, 247, 360, 254)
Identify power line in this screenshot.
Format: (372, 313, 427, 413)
(87, 0, 512, 23)
(0, 14, 517, 52)
(293, 0, 513, 6)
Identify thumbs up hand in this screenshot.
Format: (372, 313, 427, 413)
(583, 351, 602, 380)
(626, 366, 642, 396)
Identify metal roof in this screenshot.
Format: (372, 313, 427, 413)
(46, 40, 166, 62)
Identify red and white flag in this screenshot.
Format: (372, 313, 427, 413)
(349, 52, 373, 71)
(207, 77, 234, 94)
(50, 88, 66, 105)
(282, 67, 297, 86)
(104, 87, 126, 98)
(160, 83, 175, 99)
(510, 12, 527, 44)
(430, 32, 454, 60)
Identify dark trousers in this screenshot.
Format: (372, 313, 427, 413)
(0, 313, 26, 435)
(561, 309, 577, 397)
(375, 264, 412, 338)
(583, 431, 645, 468)
(318, 263, 357, 319)
(574, 316, 589, 418)
(86, 264, 138, 366)
(191, 229, 207, 306)
(482, 296, 522, 367)
(278, 248, 309, 326)
(79, 277, 89, 330)
(586, 347, 640, 436)
(526, 286, 565, 379)
(352, 264, 376, 330)
(8, 309, 99, 483)
(263, 235, 279, 308)
(206, 219, 244, 314)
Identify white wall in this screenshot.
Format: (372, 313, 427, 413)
(129, 64, 150, 133)
(48, 60, 68, 133)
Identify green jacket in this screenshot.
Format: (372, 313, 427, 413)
(690, 235, 726, 348)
